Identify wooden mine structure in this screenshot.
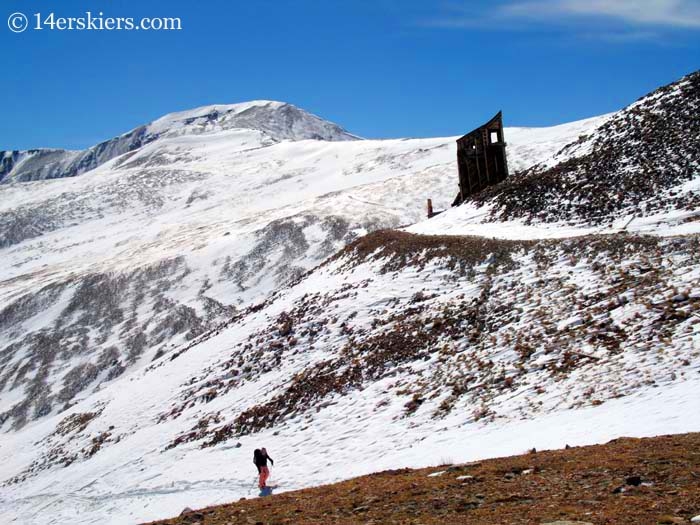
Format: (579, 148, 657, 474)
(452, 111, 509, 206)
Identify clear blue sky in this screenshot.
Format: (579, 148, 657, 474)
(2, 0, 699, 150)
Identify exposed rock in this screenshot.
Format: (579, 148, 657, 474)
(626, 475, 643, 486)
(541, 522, 594, 525)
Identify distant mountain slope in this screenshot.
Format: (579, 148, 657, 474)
(0, 101, 357, 183)
(0, 106, 603, 432)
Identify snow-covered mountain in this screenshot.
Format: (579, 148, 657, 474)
(0, 98, 608, 433)
(0, 101, 357, 184)
(0, 71, 698, 525)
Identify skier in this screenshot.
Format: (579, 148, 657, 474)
(253, 447, 274, 489)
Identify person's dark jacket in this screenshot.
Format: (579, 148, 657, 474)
(253, 449, 274, 473)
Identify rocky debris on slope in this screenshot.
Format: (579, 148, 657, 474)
(329, 229, 530, 274)
(0, 257, 236, 431)
(0, 208, 394, 432)
(162, 230, 700, 449)
(145, 432, 700, 525)
(2, 406, 117, 485)
(1, 92, 669, 438)
(219, 214, 363, 293)
(473, 70, 700, 226)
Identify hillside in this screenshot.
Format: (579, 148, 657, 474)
(475, 71, 699, 225)
(2, 227, 697, 524)
(409, 70, 700, 239)
(158, 230, 699, 450)
(147, 432, 700, 525)
(0, 71, 699, 525)
(0, 99, 605, 432)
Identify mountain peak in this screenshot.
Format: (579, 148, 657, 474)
(145, 99, 358, 143)
(150, 99, 287, 125)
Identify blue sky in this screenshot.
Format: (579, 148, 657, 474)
(2, 0, 699, 150)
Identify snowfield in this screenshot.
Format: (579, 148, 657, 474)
(1, 72, 699, 525)
(0, 100, 609, 434)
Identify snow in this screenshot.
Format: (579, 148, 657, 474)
(0, 115, 608, 308)
(1, 352, 697, 524)
(2, 226, 698, 524)
(406, 178, 700, 239)
(0, 100, 357, 184)
(144, 100, 357, 143)
(505, 113, 612, 171)
(146, 100, 286, 135)
(0, 95, 698, 525)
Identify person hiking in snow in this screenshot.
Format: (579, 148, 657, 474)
(253, 447, 274, 489)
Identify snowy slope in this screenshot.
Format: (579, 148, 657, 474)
(1, 231, 698, 525)
(0, 104, 606, 432)
(1, 72, 699, 525)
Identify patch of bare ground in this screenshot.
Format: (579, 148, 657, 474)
(328, 229, 533, 274)
(145, 432, 700, 525)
